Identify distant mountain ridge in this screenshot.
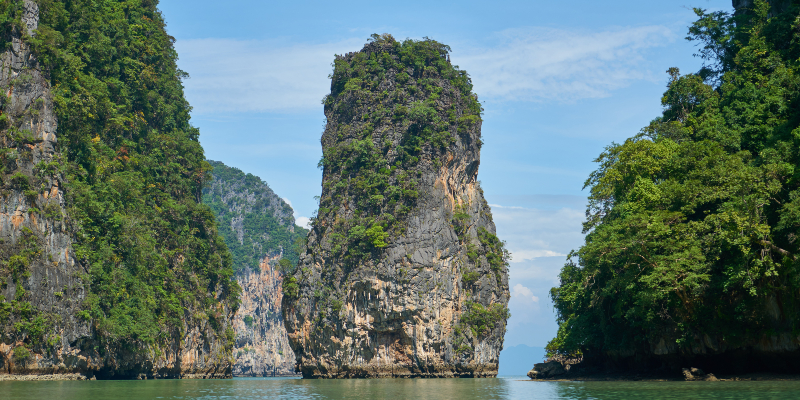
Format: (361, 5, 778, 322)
(203, 160, 307, 270)
(203, 161, 306, 376)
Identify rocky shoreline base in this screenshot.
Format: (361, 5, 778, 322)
(527, 355, 800, 382)
(297, 364, 499, 379)
(0, 373, 92, 381)
(0, 372, 232, 381)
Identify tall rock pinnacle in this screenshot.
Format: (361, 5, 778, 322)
(282, 35, 510, 378)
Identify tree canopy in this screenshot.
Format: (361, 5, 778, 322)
(549, 0, 800, 357)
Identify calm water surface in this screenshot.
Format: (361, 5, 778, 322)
(4, 376, 800, 399)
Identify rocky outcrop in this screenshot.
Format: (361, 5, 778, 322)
(282, 36, 510, 378)
(682, 367, 718, 381)
(527, 361, 566, 379)
(0, 1, 234, 380)
(203, 161, 304, 376)
(232, 257, 296, 376)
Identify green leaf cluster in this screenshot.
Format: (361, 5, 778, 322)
(460, 302, 510, 338)
(549, 1, 800, 357)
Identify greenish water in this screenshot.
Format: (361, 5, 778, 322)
(4, 376, 800, 399)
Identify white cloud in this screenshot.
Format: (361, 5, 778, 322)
(454, 26, 673, 102)
(488, 202, 585, 285)
(282, 198, 293, 207)
(512, 249, 565, 260)
(512, 284, 539, 303)
(490, 205, 584, 262)
(176, 26, 672, 114)
(510, 257, 565, 284)
(296, 216, 311, 230)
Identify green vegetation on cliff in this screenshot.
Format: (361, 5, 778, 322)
(2, 0, 239, 355)
(549, 1, 800, 357)
(202, 160, 308, 272)
(315, 34, 487, 263)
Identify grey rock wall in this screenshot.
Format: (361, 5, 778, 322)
(732, 0, 792, 16)
(203, 161, 302, 376)
(0, 0, 92, 376)
(232, 256, 297, 376)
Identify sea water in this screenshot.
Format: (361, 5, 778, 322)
(4, 376, 800, 399)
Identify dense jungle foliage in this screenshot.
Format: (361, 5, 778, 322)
(203, 160, 308, 273)
(549, 0, 800, 357)
(313, 34, 489, 263)
(1, 0, 239, 353)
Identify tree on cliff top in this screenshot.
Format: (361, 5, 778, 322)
(549, 0, 800, 357)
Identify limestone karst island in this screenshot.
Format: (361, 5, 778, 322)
(3, 0, 800, 398)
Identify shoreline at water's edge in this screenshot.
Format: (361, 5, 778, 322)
(297, 367, 499, 379)
(0, 373, 233, 381)
(0, 373, 90, 381)
(527, 373, 800, 382)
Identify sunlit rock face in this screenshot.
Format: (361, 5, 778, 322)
(232, 256, 297, 377)
(282, 37, 510, 379)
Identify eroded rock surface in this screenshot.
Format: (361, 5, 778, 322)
(0, 0, 92, 377)
(232, 257, 296, 376)
(203, 161, 303, 376)
(282, 36, 510, 378)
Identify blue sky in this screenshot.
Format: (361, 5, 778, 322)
(160, 0, 733, 348)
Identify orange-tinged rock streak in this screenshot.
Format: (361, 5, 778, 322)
(232, 255, 297, 376)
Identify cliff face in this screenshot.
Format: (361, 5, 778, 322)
(282, 36, 510, 378)
(0, 1, 237, 379)
(543, 2, 800, 378)
(232, 257, 296, 376)
(0, 0, 92, 376)
(203, 161, 304, 376)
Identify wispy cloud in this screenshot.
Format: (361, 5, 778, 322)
(295, 216, 312, 230)
(176, 26, 672, 114)
(491, 205, 584, 262)
(512, 284, 540, 303)
(455, 26, 674, 102)
(175, 38, 363, 114)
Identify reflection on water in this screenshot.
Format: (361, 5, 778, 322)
(4, 376, 800, 399)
